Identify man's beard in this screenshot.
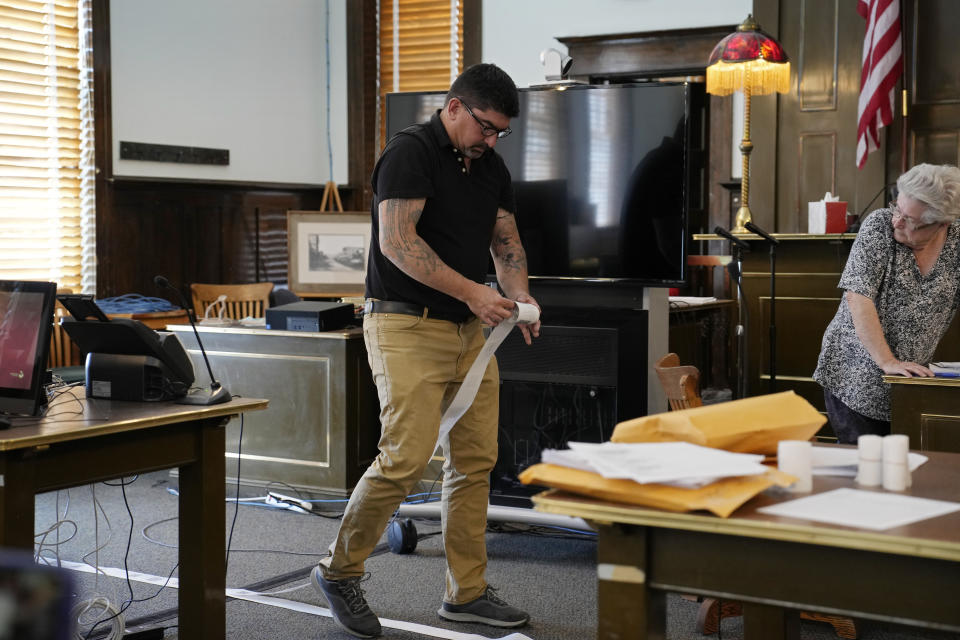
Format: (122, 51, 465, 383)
(462, 144, 488, 159)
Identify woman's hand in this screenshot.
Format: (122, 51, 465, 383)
(880, 359, 934, 377)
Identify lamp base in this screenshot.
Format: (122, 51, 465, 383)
(732, 205, 753, 234)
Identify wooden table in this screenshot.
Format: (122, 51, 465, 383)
(533, 449, 960, 639)
(886, 375, 960, 453)
(0, 387, 267, 640)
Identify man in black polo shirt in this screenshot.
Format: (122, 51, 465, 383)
(312, 64, 540, 638)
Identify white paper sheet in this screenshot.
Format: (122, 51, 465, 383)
(811, 446, 927, 477)
(541, 441, 769, 487)
(757, 488, 960, 531)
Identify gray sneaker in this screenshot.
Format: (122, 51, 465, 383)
(438, 586, 530, 628)
(311, 566, 382, 638)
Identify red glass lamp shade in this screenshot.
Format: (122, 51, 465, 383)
(706, 15, 790, 96)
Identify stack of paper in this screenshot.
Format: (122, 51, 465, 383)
(929, 362, 960, 378)
(540, 441, 769, 488)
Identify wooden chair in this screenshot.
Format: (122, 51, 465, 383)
(190, 282, 274, 320)
(653, 352, 703, 411)
(48, 305, 83, 369)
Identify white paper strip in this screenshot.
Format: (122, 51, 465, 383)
(57, 560, 534, 640)
(433, 301, 539, 452)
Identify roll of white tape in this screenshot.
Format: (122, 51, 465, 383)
(432, 301, 539, 453)
(856, 434, 883, 487)
(882, 434, 910, 491)
(778, 440, 812, 493)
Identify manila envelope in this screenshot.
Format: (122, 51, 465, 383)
(612, 390, 825, 455)
(519, 463, 796, 518)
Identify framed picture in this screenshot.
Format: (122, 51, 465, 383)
(287, 211, 370, 295)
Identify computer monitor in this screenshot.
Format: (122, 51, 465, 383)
(0, 281, 57, 417)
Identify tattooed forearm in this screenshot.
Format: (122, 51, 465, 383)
(491, 211, 528, 273)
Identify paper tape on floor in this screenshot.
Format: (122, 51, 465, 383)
(56, 560, 534, 640)
(433, 301, 540, 453)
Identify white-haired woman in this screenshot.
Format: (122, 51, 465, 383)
(814, 163, 960, 443)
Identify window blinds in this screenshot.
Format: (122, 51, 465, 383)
(378, 0, 463, 149)
(0, 0, 95, 293)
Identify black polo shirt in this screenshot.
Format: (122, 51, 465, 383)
(365, 111, 516, 317)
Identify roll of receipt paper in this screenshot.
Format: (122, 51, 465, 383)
(432, 301, 540, 452)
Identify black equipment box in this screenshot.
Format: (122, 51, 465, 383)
(265, 301, 355, 332)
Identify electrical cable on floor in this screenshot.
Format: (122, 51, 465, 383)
(73, 481, 124, 640)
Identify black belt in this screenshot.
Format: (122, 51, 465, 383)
(364, 300, 472, 324)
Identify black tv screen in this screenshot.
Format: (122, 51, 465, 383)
(386, 83, 690, 287)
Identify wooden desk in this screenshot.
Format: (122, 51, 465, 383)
(886, 375, 960, 453)
(0, 388, 267, 640)
(533, 449, 960, 639)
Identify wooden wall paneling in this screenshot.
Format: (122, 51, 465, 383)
(797, 131, 837, 226)
(911, 0, 960, 107)
(560, 27, 736, 81)
(904, 0, 960, 167)
(911, 130, 960, 167)
(887, 0, 960, 179)
(768, 0, 885, 232)
(797, 0, 838, 113)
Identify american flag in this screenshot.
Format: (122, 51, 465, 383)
(856, 0, 903, 169)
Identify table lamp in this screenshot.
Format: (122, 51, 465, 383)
(706, 15, 790, 233)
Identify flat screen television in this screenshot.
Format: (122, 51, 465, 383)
(0, 280, 57, 417)
(385, 82, 691, 288)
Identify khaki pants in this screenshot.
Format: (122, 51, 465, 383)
(320, 312, 499, 604)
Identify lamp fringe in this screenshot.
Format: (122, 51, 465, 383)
(706, 60, 791, 96)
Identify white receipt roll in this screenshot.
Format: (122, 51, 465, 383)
(432, 301, 540, 453)
(882, 434, 911, 491)
(856, 434, 883, 487)
(778, 440, 813, 493)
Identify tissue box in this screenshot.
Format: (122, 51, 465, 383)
(825, 201, 847, 233)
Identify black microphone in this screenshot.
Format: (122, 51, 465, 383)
(714, 225, 750, 251)
(154, 275, 231, 405)
(744, 221, 779, 244)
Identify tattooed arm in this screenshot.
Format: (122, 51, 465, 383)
(378, 197, 515, 325)
(490, 208, 540, 343)
(490, 208, 529, 299)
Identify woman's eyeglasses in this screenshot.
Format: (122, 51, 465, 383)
(890, 201, 937, 231)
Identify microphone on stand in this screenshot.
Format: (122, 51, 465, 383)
(714, 225, 749, 399)
(714, 225, 750, 251)
(744, 222, 778, 393)
(744, 221, 779, 244)
(154, 275, 231, 405)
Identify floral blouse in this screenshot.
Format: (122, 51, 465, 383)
(813, 207, 960, 420)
